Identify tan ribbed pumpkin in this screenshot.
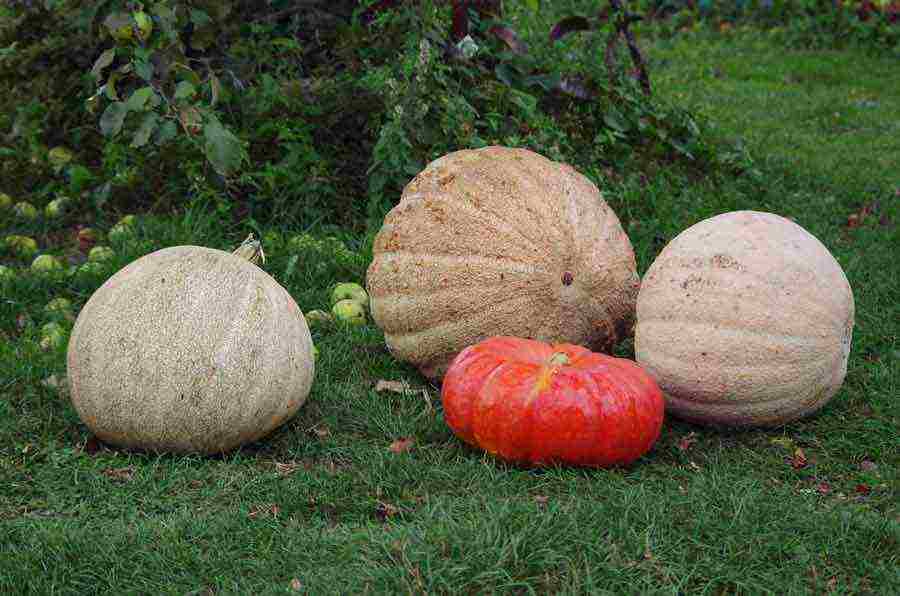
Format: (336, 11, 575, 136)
(67, 242, 315, 454)
(635, 211, 854, 427)
(366, 146, 640, 380)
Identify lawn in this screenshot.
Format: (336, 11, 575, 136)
(1, 28, 898, 595)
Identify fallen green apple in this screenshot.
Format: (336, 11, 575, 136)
(304, 309, 333, 327)
(107, 223, 134, 244)
(88, 246, 115, 262)
(5, 235, 38, 258)
(14, 201, 38, 220)
(32, 254, 63, 273)
(40, 322, 66, 351)
(48, 147, 74, 170)
(0, 193, 11, 210)
(331, 282, 369, 308)
(45, 196, 70, 218)
(332, 299, 366, 326)
(45, 297, 73, 315)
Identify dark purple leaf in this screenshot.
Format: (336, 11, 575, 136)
(489, 25, 527, 54)
(452, 2, 469, 42)
(550, 16, 592, 42)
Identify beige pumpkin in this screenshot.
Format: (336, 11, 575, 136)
(635, 211, 854, 427)
(67, 242, 314, 454)
(366, 146, 640, 380)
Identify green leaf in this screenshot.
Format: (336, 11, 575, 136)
(190, 9, 212, 26)
(603, 111, 630, 133)
(126, 86, 154, 111)
(154, 120, 178, 145)
(208, 73, 221, 106)
(174, 81, 197, 100)
(131, 113, 159, 148)
(99, 102, 129, 137)
(91, 48, 116, 79)
(525, 0, 540, 11)
(135, 58, 153, 81)
(203, 117, 244, 176)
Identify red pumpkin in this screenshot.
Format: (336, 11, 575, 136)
(442, 337, 664, 467)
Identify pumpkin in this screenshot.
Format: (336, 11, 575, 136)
(635, 211, 854, 427)
(442, 336, 664, 468)
(367, 146, 640, 380)
(67, 236, 315, 454)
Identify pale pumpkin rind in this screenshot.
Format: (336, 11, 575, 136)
(635, 211, 854, 427)
(366, 146, 640, 380)
(67, 245, 315, 454)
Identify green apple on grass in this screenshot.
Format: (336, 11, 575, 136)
(331, 282, 369, 309)
(332, 299, 366, 326)
(14, 201, 38, 220)
(40, 322, 66, 351)
(304, 309, 333, 327)
(5, 235, 38, 259)
(89, 246, 115, 262)
(32, 254, 63, 273)
(45, 196, 70, 218)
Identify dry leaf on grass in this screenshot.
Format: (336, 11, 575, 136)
(101, 467, 135, 482)
(290, 578, 303, 592)
(374, 501, 400, 521)
(388, 438, 415, 454)
(791, 448, 809, 469)
(375, 379, 415, 394)
(248, 503, 280, 519)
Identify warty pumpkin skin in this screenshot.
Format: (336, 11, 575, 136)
(67, 245, 315, 454)
(635, 211, 854, 428)
(442, 336, 665, 468)
(367, 146, 640, 380)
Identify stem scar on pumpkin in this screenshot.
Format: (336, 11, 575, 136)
(531, 352, 571, 396)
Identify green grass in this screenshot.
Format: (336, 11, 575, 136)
(2, 32, 899, 594)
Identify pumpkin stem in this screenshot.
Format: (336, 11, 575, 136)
(232, 233, 266, 265)
(548, 352, 570, 368)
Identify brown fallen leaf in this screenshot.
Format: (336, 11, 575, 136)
(374, 501, 400, 521)
(533, 495, 549, 506)
(290, 578, 303, 592)
(275, 461, 302, 477)
(388, 438, 415, 454)
(792, 448, 809, 469)
(312, 426, 330, 438)
(248, 503, 280, 519)
(101, 467, 135, 482)
(677, 432, 697, 452)
(16, 312, 31, 331)
(375, 379, 415, 394)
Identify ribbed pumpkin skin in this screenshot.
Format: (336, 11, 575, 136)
(67, 246, 315, 454)
(635, 211, 854, 427)
(367, 146, 640, 380)
(442, 336, 664, 467)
